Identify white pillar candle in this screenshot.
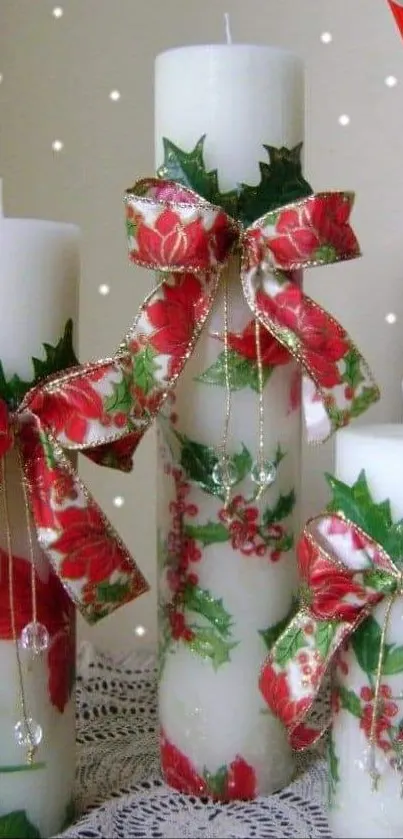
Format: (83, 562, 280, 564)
(155, 45, 303, 797)
(331, 424, 403, 839)
(0, 189, 79, 838)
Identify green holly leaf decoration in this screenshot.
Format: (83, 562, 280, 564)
(326, 470, 403, 565)
(158, 136, 313, 226)
(315, 622, 337, 659)
(133, 346, 160, 395)
(96, 580, 132, 604)
(196, 349, 273, 392)
(175, 431, 252, 498)
(184, 521, 229, 547)
(157, 135, 239, 217)
(187, 626, 238, 669)
(382, 645, 403, 676)
(349, 387, 380, 419)
(262, 489, 296, 527)
(238, 144, 313, 226)
(0, 319, 78, 411)
(341, 349, 365, 390)
(39, 431, 58, 470)
(337, 685, 362, 718)
(204, 765, 228, 798)
(0, 811, 41, 839)
(183, 583, 233, 638)
(351, 614, 403, 676)
(259, 598, 299, 650)
(105, 371, 133, 414)
(273, 624, 305, 666)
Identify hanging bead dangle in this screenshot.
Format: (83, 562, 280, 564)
(0, 455, 43, 764)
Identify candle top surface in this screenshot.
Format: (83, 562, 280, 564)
(156, 44, 301, 62)
(338, 423, 403, 442)
(0, 218, 79, 233)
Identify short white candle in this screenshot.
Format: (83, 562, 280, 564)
(331, 425, 403, 839)
(0, 183, 79, 836)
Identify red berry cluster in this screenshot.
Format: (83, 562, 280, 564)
(164, 464, 201, 644)
(359, 684, 399, 752)
(218, 494, 286, 560)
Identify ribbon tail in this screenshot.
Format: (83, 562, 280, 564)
(241, 268, 379, 443)
(18, 418, 149, 624)
(259, 610, 349, 749)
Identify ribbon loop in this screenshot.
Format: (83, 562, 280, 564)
(124, 178, 379, 443)
(259, 513, 398, 749)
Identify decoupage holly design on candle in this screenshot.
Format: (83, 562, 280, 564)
(158, 436, 296, 673)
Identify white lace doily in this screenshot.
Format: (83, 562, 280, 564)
(56, 646, 332, 839)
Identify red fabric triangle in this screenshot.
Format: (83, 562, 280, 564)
(389, 0, 403, 39)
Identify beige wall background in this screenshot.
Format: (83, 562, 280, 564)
(1, 0, 403, 656)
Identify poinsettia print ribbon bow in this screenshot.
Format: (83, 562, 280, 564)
(0, 390, 149, 625)
(259, 513, 402, 750)
(124, 179, 379, 442)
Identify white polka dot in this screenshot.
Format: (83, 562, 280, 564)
(52, 6, 64, 18)
(109, 90, 121, 101)
(98, 283, 110, 296)
(134, 625, 147, 638)
(385, 312, 397, 324)
(113, 495, 125, 508)
(52, 139, 64, 152)
(385, 75, 398, 88)
(320, 32, 333, 44)
(338, 114, 350, 126)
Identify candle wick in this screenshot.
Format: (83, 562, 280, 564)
(224, 12, 232, 45)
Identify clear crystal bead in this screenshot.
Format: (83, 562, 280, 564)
(212, 458, 238, 488)
(14, 718, 43, 749)
(20, 621, 50, 654)
(251, 459, 277, 488)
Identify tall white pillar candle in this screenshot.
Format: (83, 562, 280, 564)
(155, 45, 304, 797)
(331, 425, 403, 838)
(0, 198, 79, 837)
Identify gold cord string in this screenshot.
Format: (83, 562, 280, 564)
(254, 317, 265, 503)
(17, 449, 38, 626)
(0, 456, 36, 764)
(218, 273, 233, 510)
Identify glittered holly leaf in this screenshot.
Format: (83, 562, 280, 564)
(238, 144, 313, 226)
(0, 319, 78, 411)
(133, 346, 161, 395)
(196, 349, 273, 392)
(174, 430, 252, 498)
(157, 135, 239, 217)
(341, 348, 365, 390)
(187, 626, 238, 669)
(0, 811, 41, 839)
(325, 470, 403, 563)
(273, 625, 305, 666)
(184, 521, 229, 547)
(259, 597, 298, 650)
(183, 583, 233, 638)
(262, 489, 296, 527)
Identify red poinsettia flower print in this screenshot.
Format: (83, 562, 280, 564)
(268, 193, 359, 267)
(0, 549, 75, 712)
(260, 663, 311, 729)
(256, 285, 349, 387)
(30, 378, 104, 444)
(18, 419, 58, 529)
(160, 729, 207, 795)
(0, 399, 13, 457)
(147, 273, 205, 358)
(226, 756, 257, 800)
(54, 504, 129, 584)
(297, 535, 372, 622)
(47, 605, 75, 713)
(227, 319, 291, 367)
(135, 208, 210, 268)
